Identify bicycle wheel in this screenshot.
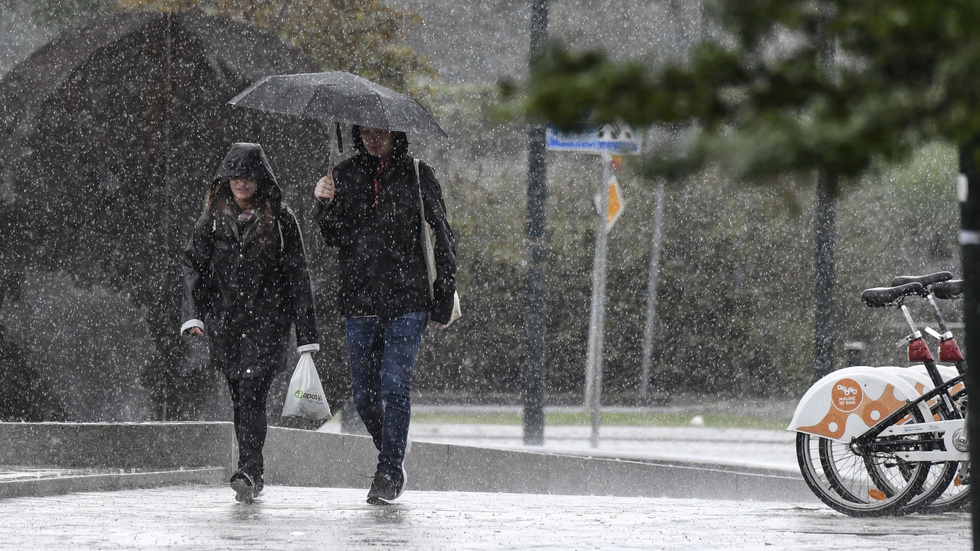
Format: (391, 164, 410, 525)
(796, 408, 930, 517)
(921, 386, 970, 513)
(896, 367, 969, 513)
(922, 462, 970, 513)
(864, 437, 956, 515)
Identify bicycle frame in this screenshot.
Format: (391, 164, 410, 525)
(853, 378, 968, 462)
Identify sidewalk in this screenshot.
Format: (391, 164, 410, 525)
(0, 484, 969, 550)
(0, 419, 970, 550)
(322, 404, 800, 474)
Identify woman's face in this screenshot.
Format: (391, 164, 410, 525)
(230, 177, 258, 208)
(360, 127, 394, 158)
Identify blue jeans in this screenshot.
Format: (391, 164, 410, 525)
(346, 311, 426, 475)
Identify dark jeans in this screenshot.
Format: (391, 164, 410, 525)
(226, 370, 277, 481)
(346, 311, 427, 475)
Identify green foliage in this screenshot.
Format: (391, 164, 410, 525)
(116, 0, 432, 89)
(0, 0, 115, 30)
(512, 1, 980, 185)
(835, 143, 960, 365)
(5, 0, 432, 89)
(414, 82, 959, 402)
(410, 410, 790, 430)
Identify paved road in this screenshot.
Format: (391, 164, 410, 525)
(0, 484, 969, 550)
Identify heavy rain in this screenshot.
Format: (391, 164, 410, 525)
(0, 1, 972, 549)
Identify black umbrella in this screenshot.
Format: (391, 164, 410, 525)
(227, 71, 447, 137)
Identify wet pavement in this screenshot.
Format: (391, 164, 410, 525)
(0, 410, 971, 550)
(0, 484, 969, 550)
(403, 423, 799, 473)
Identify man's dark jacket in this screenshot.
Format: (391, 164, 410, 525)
(315, 148, 457, 324)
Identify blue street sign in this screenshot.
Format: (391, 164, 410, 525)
(546, 124, 642, 155)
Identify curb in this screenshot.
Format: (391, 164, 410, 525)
(0, 422, 817, 504)
(0, 467, 225, 499)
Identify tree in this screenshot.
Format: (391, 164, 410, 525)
(505, 0, 980, 378)
(0, 0, 116, 31)
(115, 0, 432, 89)
(1, 0, 431, 89)
(514, 1, 980, 180)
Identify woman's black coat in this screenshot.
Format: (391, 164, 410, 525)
(315, 150, 457, 324)
(182, 143, 319, 380)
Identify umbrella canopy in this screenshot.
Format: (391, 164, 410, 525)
(227, 71, 448, 137)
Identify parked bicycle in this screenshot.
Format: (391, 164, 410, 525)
(890, 276, 968, 513)
(789, 272, 969, 516)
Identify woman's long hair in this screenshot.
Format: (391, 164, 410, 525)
(202, 179, 280, 257)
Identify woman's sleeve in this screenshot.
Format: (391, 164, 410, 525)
(181, 220, 213, 333)
(281, 208, 320, 351)
(419, 161, 457, 324)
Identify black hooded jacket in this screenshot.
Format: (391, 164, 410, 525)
(181, 143, 319, 379)
(315, 129, 457, 323)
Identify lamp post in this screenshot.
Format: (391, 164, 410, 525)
(523, 0, 549, 446)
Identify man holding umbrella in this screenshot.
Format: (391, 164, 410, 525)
(314, 125, 457, 505)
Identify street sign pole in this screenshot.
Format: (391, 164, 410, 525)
(639, 179, 665, 398)
(547, 125, 638, 449)
(585, 152, 613, 448)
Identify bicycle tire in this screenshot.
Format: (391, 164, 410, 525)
(923, 463, 969, 513)
(920, 381, 970, 513)
(865, 438, 956, 514)
(796, 405, 930, 517)
(896, 365, 969, 513)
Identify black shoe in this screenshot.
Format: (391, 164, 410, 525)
(230, 471, 255, 504)
(366, 468, 406, 505)
(253, 475, 264, 499)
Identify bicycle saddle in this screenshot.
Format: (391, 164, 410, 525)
(890, 271, 953, 289)
(931, 279, 963, 300)
(861, 282, 924, 308)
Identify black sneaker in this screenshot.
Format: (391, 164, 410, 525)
(253, 475, 264, 499)
(230, 471, 255, 504)
(366, 468, 405, 505)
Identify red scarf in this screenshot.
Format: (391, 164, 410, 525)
(373, 159, 389, 213)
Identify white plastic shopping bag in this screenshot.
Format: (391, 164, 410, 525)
(281, 353, 332, 421)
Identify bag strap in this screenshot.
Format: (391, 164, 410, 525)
(415, 158, 425, 219)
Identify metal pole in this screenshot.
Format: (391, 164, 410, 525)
(814, 19, 838, 382)
(639, 179, 665, 398)
(956, 136, 980, 549)
(814, 171, 836, 381)
(586, 153, 612, 447)
(523, 0, 549, 446)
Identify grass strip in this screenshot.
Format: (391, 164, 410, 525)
(408, 411, 789, 431)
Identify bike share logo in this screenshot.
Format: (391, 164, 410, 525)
(294, 389, 323, 403)
(831, 378, 862, 412)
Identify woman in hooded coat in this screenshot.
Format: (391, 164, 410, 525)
(313, 125, 457, 505)
(181, 142, 320, 503)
